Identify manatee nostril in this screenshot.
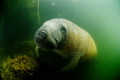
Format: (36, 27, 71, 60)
(39, 31, 46, 38)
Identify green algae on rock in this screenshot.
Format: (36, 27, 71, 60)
(1, 55, 40, 80)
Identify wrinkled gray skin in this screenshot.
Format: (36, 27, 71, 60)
(34, 18, 67, 51)
(34, 18, 81, 72)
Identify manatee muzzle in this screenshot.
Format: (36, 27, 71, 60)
(34, 30, 57, 50)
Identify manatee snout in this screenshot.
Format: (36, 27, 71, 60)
(34, 28, 57, 50)
(34, 30, 47, 42)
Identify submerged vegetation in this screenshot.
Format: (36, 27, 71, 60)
(0, 0, 42, 79)
(0, 40, 41, 80)
(2, 55, 40, 80)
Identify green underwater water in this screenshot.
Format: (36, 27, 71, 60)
(39, 0, 120, 80)
(0, 0, 120, 80)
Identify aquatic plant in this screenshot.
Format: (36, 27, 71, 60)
(1, 55, 40, 80)
(0, 40, 42, 80)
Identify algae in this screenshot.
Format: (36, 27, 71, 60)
(1, 55, 40, 80)
(0, 40, 42, 80)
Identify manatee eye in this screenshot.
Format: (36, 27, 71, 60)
(61, 26, 66, 34)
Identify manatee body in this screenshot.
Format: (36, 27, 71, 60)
(34, 18, 97, 71)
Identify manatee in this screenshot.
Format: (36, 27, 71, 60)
(34, 18, 97, 72)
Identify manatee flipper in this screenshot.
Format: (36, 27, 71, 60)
(35, 46, 44, 62)
(35, 46, 40, 57)
(60, 52, 82, 72)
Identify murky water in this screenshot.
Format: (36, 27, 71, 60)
(0, 0, 120, 80)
